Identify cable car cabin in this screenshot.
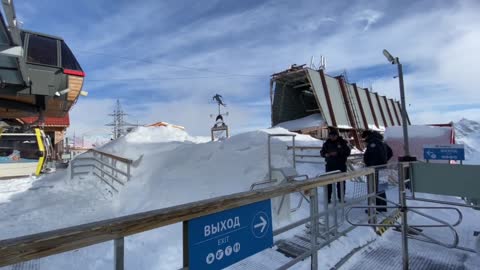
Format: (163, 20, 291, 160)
(0, 128, 47, 178)
(0, 29, 85, 119)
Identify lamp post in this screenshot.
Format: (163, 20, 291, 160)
(383, 49, 413, 159)
(383, 49, 416, 270)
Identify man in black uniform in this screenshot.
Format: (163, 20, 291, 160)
(362, 130, 392, 212)
(321, 129, 351, 203)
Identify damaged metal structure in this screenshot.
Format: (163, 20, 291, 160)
(270, 65, 410, 149)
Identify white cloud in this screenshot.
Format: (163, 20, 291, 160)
(353, 9, 383, 31)
(68, 96, 270, 137)
(63, 0, 480, 134)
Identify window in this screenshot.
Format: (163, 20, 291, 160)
(61, 41, 82, 71)
(27, 34, 58, 66)
(0, 135, 39, 161)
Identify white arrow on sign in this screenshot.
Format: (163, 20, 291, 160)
(426, 150, 436, 159)
(254, 216, 267, 233)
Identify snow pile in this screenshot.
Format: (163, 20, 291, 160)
(275, 113, 325, 131)
(384, 125, 453, 161)
(0, 126, 329, 270)
(81, 134, 111, 148)
(0, 176, 37, 203)
(110, 127, 299, 214)
(455, 118, 480, 164)
(123, 126, 210, 144)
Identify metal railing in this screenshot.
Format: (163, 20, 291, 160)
(0, 168, 376, 269)
(345, 162, 478, 270)
(70, 149, 136, 193)
(4, 156, 475, 270)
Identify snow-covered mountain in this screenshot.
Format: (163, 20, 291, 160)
(455, 118, 480, 164)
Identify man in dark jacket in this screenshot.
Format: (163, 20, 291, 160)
(321, 129, 351, 203)
(362, 130, 392, 212)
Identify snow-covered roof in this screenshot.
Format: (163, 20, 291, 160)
(274, 113, 325, 131)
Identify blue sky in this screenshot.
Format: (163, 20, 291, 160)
(15, 0, 480, 136)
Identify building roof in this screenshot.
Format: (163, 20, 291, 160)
(147, 121, 185, 130)
(21, 114, 70, 127)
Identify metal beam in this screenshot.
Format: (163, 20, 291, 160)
(374, 93, 388, 127)
(390, 99, 401, 125)
(383, 96, 395, 126)
(0, 97, 37, 113)
(365, 90, 379, 129)
(353, 84, 369, 130)
(319, 69, 337, 127)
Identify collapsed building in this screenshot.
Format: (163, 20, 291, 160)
(270, 65, 410, 149)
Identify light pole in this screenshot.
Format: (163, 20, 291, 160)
(383, 49, 413, 159)
(383, 49, 416, 270)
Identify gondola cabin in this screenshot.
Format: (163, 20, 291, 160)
(0, 29, 85, 118)
(0, 128, 47, 178)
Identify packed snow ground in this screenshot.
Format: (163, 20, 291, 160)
(1, 122, 480, 270)
(0, 126, 333, 270)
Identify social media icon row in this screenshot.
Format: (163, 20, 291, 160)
(206, 242, 241, 264)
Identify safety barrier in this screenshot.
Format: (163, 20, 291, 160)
(346, 162, 478, 270)
(70, 149, 137, 193)
(0, 168, 375, 269)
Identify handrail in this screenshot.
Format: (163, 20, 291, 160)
(0, 168, 374, 267)
(345, 196, 462, 249)
(90, 149, 133, 164)
(287, 146, 322, 150)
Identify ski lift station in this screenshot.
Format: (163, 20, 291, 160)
(0, 0, 86, 178)
(271, 64, 410, 150)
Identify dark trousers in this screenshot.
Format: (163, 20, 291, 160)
(328, 181, 346, 202)
(326, 166, 347, 203)
(374, 170, 387, 211)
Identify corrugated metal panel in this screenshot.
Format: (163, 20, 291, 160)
(323, 75, 352, 129)
(388, 99, 401, 125)
(370, 92, 386, 129)
(394, 101, 403, 126)
(379, 96, 394, 126)
(306, 69, 333, 126)
(357, 87, 378, 130)
(347, 83, 367, 129)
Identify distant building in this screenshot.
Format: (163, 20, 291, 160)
(19, 115, 70, 160)
(70, 147, 91, 158)
(147, 122, 185, 130)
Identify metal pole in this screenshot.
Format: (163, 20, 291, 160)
(292, 136, 296, 169)
(70, 160, 74, 180)
(126, 163, 130, 182)
(398, 163, 409, 270)
(367, 173, 377, 225)
(397, 59, 410, 157)
(323, 186, 330, 242)
(309, 188, 319, 270)
(332, 182, 338, 236)
(114, 237, 124, 270)
(268, 135, 272, 180)
(340, 180, 345, 223)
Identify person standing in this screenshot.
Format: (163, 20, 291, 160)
(320, 129, 351, 203)
(362, 130, 392, 212)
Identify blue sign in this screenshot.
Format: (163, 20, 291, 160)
(187, 199, 273, 270)
(423, 144, 465, 161)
